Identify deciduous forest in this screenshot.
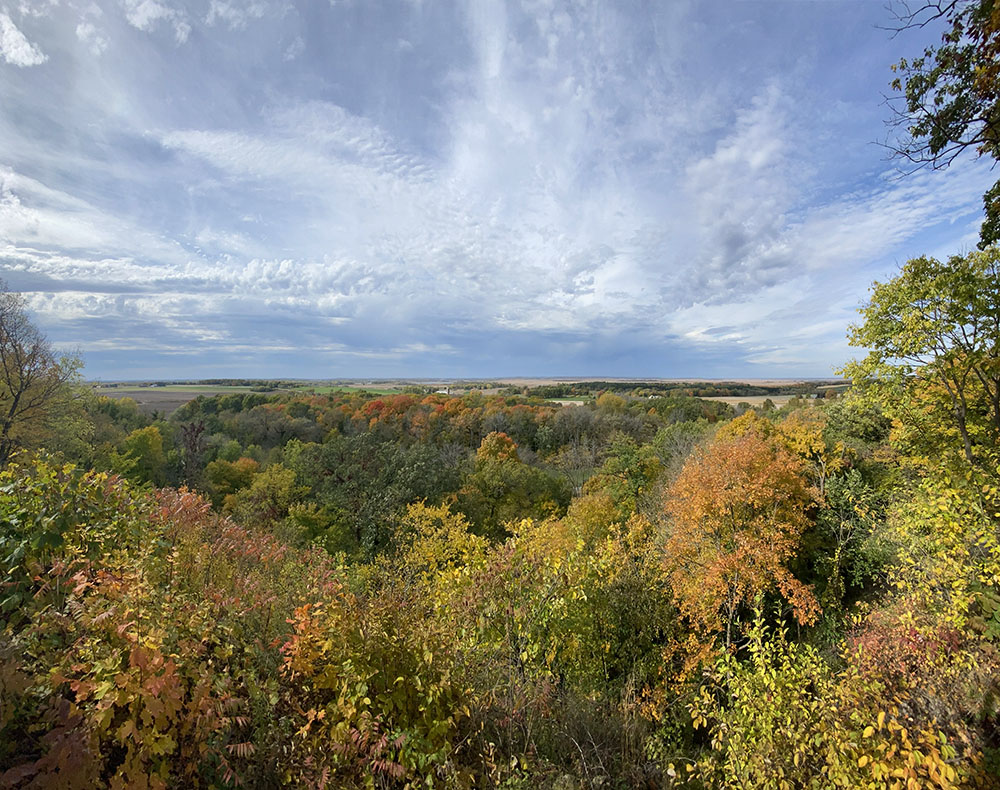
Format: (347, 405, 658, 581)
(3, 0, 1000, 787)
(1, 247, 999, 789)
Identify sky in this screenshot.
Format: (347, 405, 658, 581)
(0, 0, 993, 380)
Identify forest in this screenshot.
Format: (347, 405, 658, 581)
(0, 243, 997, 788)
(3, 0, 1000, 786)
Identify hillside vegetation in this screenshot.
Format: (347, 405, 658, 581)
(0, 248, 999, 788)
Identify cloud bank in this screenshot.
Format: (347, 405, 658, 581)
(0, 0, 991, 378)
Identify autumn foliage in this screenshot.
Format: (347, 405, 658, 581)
(5, 249, 1000, 787)
(665, 432, 819, 654)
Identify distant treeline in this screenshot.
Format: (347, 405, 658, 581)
(511, 380, 844, 400)
(98, 378, 305, 389)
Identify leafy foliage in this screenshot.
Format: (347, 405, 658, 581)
(843, 248, 1000, 467)
(683, 611, 985, 789)
(5, 236, 1000, 786)
(888, 0, 1000, 244)
(664, 430, 819, 658)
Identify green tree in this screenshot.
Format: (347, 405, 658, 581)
(229, 463, 304, 525)
(289, 434, 460, 557)
(814, 468, 887, 613)
(583, 431, 662, 521)
(118, 425, 167, 485)
(887, 0, 1000, 244)
(457, 432, 572, 539)
(842, 248, 1000, 467)
(213, 438, 242, 462)
(204, 456, 259, 506)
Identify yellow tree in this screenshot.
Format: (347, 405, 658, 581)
(776, 407, 845, 499)
(664, 432, 819, 654)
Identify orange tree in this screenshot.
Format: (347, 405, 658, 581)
(663, 431, 819, 662)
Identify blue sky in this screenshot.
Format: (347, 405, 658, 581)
(0, 0, 992, 380)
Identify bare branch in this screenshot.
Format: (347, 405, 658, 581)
(0, 281, 76, 466)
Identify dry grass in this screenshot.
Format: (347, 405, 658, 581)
(700, 394, 800, 407)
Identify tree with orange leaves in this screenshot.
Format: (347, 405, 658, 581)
(664, 431, 819, 654)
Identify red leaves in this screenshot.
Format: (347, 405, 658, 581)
(363, 399, 386, 417)
(328, 718, 407, 781)
(153, 487, 212, 530)
(225, 741, 256, 758)
(848, 607, 965, 687)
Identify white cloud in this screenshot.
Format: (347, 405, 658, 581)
(0, 0, 992, 377)
(0, 12, 47, 66)
(75, 20, 108, 55)
(205, 1, 267, 30)
(0, 167, 196, 265)
(193, 226, 261, 258)
(150, 38, 992, 372)
(283, 35, 304, 61)
(679, 84, 798, 299)
(16, 1, 60, 19)
(0, 184, 39, 236)
(120, 0, 189, 43)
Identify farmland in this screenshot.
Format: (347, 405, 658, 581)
(93, 382, 407, 414)
(92, 377, 844, 416)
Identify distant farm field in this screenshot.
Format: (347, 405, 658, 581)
(299, 385, 404, 395)
(700, 394, 801, 408)
(92, 381, 828, 416)
(93, 386, 259, 415)
(93, 383, 408, 415)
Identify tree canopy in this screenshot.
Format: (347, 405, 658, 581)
(842, 247, 1000, 467)
(664, 431, 819, 656)
(888, 0, 1000, 244)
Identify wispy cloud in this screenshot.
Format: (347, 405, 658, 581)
(120, 0, 190, 43)
(0, 0, 992, 378)
(204, 1, 267, 31)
